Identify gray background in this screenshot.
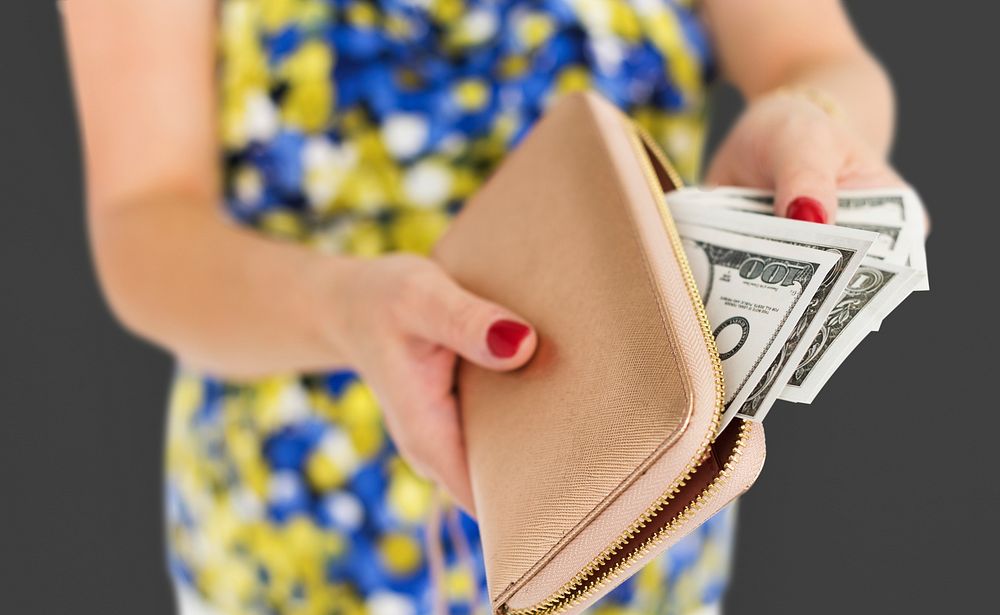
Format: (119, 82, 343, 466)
(0, 1, 995, 613)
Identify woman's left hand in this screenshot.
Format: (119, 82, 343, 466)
(705, 89, 905, 223)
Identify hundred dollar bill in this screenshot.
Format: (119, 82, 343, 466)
(779, 257, 922, 403)
(667, 186, 927, 298)
(668, 184, 922, 228)
(676, 224, 839, 429)
(667, 187, 913, 263)
(668, 186, 929, 289)
(668, 203, 877, 420)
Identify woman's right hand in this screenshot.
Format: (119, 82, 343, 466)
(315, 254, 537, 515)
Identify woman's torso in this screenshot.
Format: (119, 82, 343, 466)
(167, 1, 734, 613)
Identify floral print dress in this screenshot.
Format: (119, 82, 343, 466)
(166, 1, 736, 614)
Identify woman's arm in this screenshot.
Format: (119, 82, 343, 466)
(704, 0, 894, 154)
(63, 0, 347, 377)
(702, 0, 902, 220)
(63, 0, 537, 512)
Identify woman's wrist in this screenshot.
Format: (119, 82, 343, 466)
(764, 56, 895, 157)
(299, 251, 367, 369)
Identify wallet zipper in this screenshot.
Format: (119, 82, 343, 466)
(501, 122, 750, 615)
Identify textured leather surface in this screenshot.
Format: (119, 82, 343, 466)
(433, 92, 766, 612)
(506, 421, 765, 612)
(546, 421, 765, 614)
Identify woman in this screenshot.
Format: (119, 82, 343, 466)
(63, 1, 900, 613)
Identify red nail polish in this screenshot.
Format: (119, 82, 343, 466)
(487, 320, 530, 359)
(786, 196, 828, 223)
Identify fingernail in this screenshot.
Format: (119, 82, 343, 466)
(487, 320, 530, 359)
(786, 196, 828, 224)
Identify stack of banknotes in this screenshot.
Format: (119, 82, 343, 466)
(665, 186, 929, 431)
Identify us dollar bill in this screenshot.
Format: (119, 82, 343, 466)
(836, 188, 929, 290)
(779, 257, 922, 403)
(668, 203, 876, 420)
(836, 191, 907, 222)
(835, 220, 910, 265)
(676, 224, 839, 429)
(668, 186, 929, 289)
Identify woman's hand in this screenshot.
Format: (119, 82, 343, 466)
(705, 89, 905, 222)
(318, 254, 537, 515)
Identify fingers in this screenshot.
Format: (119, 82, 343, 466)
(703, 139, 741, 187)
(353, 256, 537, 518)
(771, 126, 840, 224)
(372, 352, 477, 516)
(396, 395, 476, 516)
(401, 267, 537, 371)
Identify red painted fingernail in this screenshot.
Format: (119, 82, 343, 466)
(786, 196, 828, 224)
(487, 320, 530, 359)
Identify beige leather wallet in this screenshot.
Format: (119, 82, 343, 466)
(433, 92, 766, 615)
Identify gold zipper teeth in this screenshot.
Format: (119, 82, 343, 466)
(511, 421, 751, 615)
(502, 121, 742, 615)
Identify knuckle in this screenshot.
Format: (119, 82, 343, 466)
(785, 166, 828, 186)
(394, 267, 437, 319)
(446, 299, 484, 346)
(774, 117, 834, 161)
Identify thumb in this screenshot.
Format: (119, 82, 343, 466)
(406, 271, 537, 371)
(772, 142, 839, 224)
